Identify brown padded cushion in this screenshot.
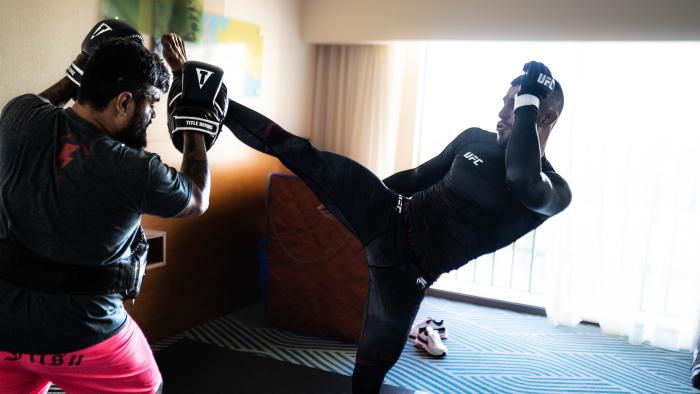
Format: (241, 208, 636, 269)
(265, 173, 368, 343)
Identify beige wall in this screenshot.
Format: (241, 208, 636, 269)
(0, 1, 102, 104)
(301, 0, 700, 43)
(0, 0, 315, 341)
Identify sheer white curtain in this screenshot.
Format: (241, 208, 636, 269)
(415, 41, 700, 351)
(539, 42, 700, 351)
(311, 45, 410, 178)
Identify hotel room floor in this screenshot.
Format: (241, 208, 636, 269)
(51, 296, 697, 393)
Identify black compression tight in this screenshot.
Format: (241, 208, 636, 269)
(225, 100, 428, 393)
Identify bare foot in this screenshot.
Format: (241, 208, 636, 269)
(161, 33, 187, 72)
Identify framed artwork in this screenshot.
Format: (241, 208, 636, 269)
(104, 0, 262, 97)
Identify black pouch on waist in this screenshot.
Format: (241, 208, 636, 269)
(0, 228, 149, 300)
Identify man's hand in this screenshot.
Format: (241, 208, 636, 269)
(161, 33, 188, 73)
(66, 19, 144, 89)
(40, 19, 142, 107)
(517, 61, 555, 105)
(167, 61, 228, 152)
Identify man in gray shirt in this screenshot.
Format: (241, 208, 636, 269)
(0, 25, 218, 393)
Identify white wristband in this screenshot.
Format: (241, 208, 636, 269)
(514, 94, 540, 110)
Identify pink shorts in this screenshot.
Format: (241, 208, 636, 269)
(0, 316, 162, 394)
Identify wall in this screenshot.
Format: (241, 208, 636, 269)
(0, 0, 315, 341)
(301, 0, 700, 43)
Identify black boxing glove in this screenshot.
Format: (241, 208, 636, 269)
(514, 61, 556, 111)
(167, 61, 228, 152)
(66, 19, 144, 88)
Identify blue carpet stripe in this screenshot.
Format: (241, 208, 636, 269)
(214, 316, 271, 351)
(196, 320, 239, 349)
(191, 319, 260, 350)
(393, 358, 472, 394)
(291, 349, 326, 370)
(148, 333, 185, 352)
(555, 352, 692, 393)
(441, 354, 574, 377)
(497, 376, 629, 394)
(197, 317, 243, 345)
(315, 350, 354, 375)
(552, 353, 650, 392)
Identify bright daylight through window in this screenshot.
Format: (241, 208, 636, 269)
(418, 41, 700, 337)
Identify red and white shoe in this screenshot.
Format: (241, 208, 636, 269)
(409, 317, 447, 340)
(414, 326, 447, 357)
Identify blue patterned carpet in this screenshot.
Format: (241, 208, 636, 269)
(148, 296, 696, 394)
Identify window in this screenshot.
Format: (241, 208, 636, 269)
(417, 41, 700, 317)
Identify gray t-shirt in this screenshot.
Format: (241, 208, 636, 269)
(0, 94, 192, 353)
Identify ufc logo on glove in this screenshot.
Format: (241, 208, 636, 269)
(537, 74, 555, 90)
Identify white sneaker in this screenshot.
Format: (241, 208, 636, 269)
(409, 317, 448, 340)
(415, 326, 447, 357)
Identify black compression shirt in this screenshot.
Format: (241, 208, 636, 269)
(384, 128, 569, 274)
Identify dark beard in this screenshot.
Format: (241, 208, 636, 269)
(119, 113, 149, 150)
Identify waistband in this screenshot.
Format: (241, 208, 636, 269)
(0, 229, 149, 299)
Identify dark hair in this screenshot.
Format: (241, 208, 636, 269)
(511, 75, 565, 115)
(78, 38, 170, 109)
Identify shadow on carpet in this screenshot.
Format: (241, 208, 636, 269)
(154, 338, 418, 394)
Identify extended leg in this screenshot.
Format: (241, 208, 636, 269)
(225, 100, 397, 245)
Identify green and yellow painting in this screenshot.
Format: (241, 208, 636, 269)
(104, 0, 262, 97)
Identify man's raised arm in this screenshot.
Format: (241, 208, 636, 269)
(505, 62, 571, 217)
(162, 34, 228, 217)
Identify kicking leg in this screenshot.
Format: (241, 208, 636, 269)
(225, 100, 397, 245)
